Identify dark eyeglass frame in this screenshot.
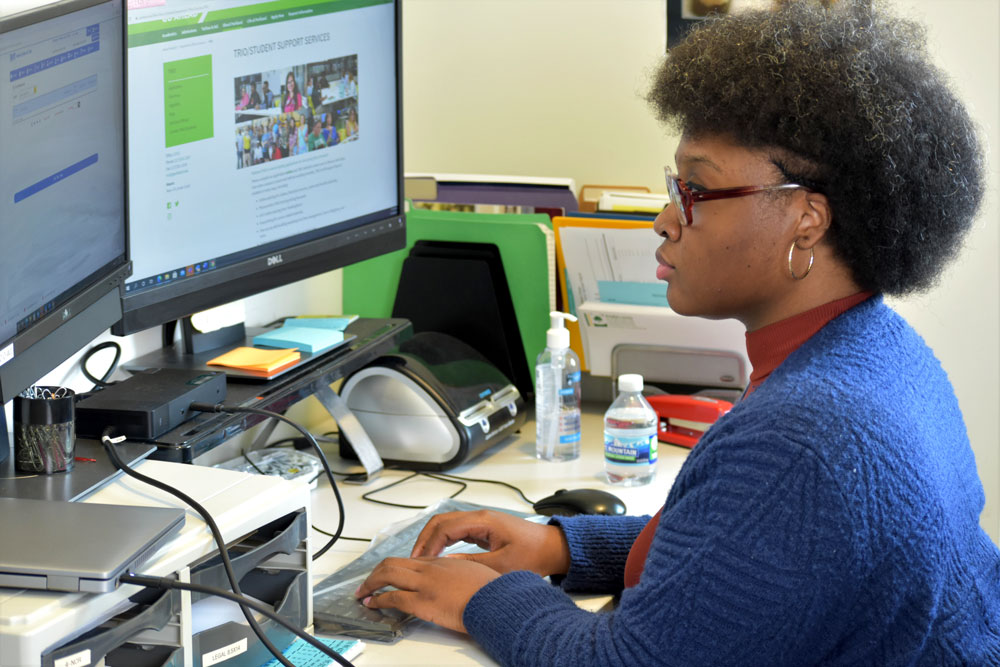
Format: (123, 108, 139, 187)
(664, 166, 808, 226)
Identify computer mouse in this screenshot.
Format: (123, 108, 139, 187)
(532, 488, 627, 517)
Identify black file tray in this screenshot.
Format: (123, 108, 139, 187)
(42, 588, 183, 667)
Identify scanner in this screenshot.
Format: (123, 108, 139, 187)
(339, 332, 526, 470)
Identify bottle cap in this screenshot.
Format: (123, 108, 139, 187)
(617, 374, 643, 393)
(546, 311, 577, 350)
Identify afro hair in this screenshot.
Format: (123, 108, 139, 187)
(648, 0, 985, 295)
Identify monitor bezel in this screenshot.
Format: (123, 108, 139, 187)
(113, 0, 405, 338)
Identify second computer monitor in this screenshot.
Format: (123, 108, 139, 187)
(118, 0, 403, 338)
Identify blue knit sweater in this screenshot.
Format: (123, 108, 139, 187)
(464, 297, 1000, 666)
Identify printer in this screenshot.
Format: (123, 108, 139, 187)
(576, 300, 748, 401)
(339, 332, 526, 471)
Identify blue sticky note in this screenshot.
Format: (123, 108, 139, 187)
(253, 326, 344, 354)
(288, 315, 358, 330)
(597, 281, 668, 307)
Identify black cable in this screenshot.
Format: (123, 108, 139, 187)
(120, 574, 355, 667)
(358, 470, 538, 509)
(430, 471, 539, 506)
(190, 403, 346, 561)
(360, 471, 467, 509)
(311, 525, 371, 542)
(80, 341, 122, 389)
(100, 432, 299, 667)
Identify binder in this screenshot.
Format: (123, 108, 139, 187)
(552, 215, 655, 371)
(343, 208, 555, 386)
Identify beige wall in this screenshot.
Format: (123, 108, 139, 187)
(400, 0, 1000, 541)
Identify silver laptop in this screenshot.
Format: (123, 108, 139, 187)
(0, 497, 185, 593)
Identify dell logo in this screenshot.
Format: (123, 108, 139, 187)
(267, 254, 283, 267)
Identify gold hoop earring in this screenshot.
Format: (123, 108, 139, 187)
(788, 241, 814, 281)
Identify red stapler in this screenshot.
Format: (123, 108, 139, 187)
(646, 394, 733, 449)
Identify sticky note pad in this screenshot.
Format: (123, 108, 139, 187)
(288, 315, 358, 330)
(207, 347, 300, 372)
(253, 326, 345, 354)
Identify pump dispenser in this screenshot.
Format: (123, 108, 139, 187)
(535, 311, 582, 461)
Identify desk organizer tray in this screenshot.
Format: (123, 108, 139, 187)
(188, 509, 309, 667)
(42, 588, 183, 667)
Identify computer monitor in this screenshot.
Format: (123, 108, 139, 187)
(0, 0, 130, 464)
(115, 0, 404, 355)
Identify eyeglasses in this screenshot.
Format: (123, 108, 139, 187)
(664, 166, 807, 226)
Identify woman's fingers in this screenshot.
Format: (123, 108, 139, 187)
(355, 556, 501, 634)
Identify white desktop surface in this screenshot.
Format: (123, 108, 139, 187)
(309, 405, 690, 665)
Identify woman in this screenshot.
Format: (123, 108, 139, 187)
(235, 84, 250, 111)
(282, 72, 302, 113)
(355, 1, 1000, 665)
(345, 107, 358, 139)
(322, 113, 340, 146)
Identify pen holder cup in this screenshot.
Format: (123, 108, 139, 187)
(13, 386, 76, 474)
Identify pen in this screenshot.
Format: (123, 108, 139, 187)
(75, 457, 97, 463)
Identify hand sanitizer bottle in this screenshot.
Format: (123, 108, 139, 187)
(604, 374, 658, 486)
(535, 312, 582, 461)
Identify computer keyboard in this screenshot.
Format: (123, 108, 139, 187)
(262, 636, 365, 667)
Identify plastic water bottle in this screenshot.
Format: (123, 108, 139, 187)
(604, 374, 658, 486)
(535, 312, 582, 461)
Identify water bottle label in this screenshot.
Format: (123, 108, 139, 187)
(560, 410, 581, 444)
(559, 431, 581, 444)
(567, 371, 581, 383)
(604, 433, 657, 466)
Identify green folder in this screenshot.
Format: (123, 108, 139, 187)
(343, 208, 555, 383)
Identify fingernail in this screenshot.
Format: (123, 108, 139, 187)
(354, 586, 361, 598)
(361, 596, 372, 607)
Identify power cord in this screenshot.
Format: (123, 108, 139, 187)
(190, 403, 345, 560)
(360, 470, 539, 509)
(119, 574, 355, 666)
(80, 341, 122, 389)
(100, 430, 349, 667)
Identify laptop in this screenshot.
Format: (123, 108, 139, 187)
(0, 497, 185, 593)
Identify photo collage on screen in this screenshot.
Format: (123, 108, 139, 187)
(233, 54, 358, 169)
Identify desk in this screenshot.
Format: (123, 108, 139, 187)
(309, 404, 688, 665)
(0, 460, 310, 666)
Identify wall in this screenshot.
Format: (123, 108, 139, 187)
(400, 0, 1000, 541)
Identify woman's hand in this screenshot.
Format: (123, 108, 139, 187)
(410, 509, 571, 577)
(355, 556, 500, 633)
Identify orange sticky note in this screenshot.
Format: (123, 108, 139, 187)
(207, 346, 300, 372)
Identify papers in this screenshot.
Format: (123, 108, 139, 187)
(557, 224, 662, 310)
(597, 191, 670, 214)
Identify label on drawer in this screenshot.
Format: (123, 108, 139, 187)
(203, 638, 248, 665)
(54, 650, 91, 667)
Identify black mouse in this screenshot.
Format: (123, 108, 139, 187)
(532, 488, 627, 517)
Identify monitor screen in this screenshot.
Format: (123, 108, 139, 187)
(117, 0, 404, 339)
(0, 0, 130, 460)
(0, 0, 129, 396)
